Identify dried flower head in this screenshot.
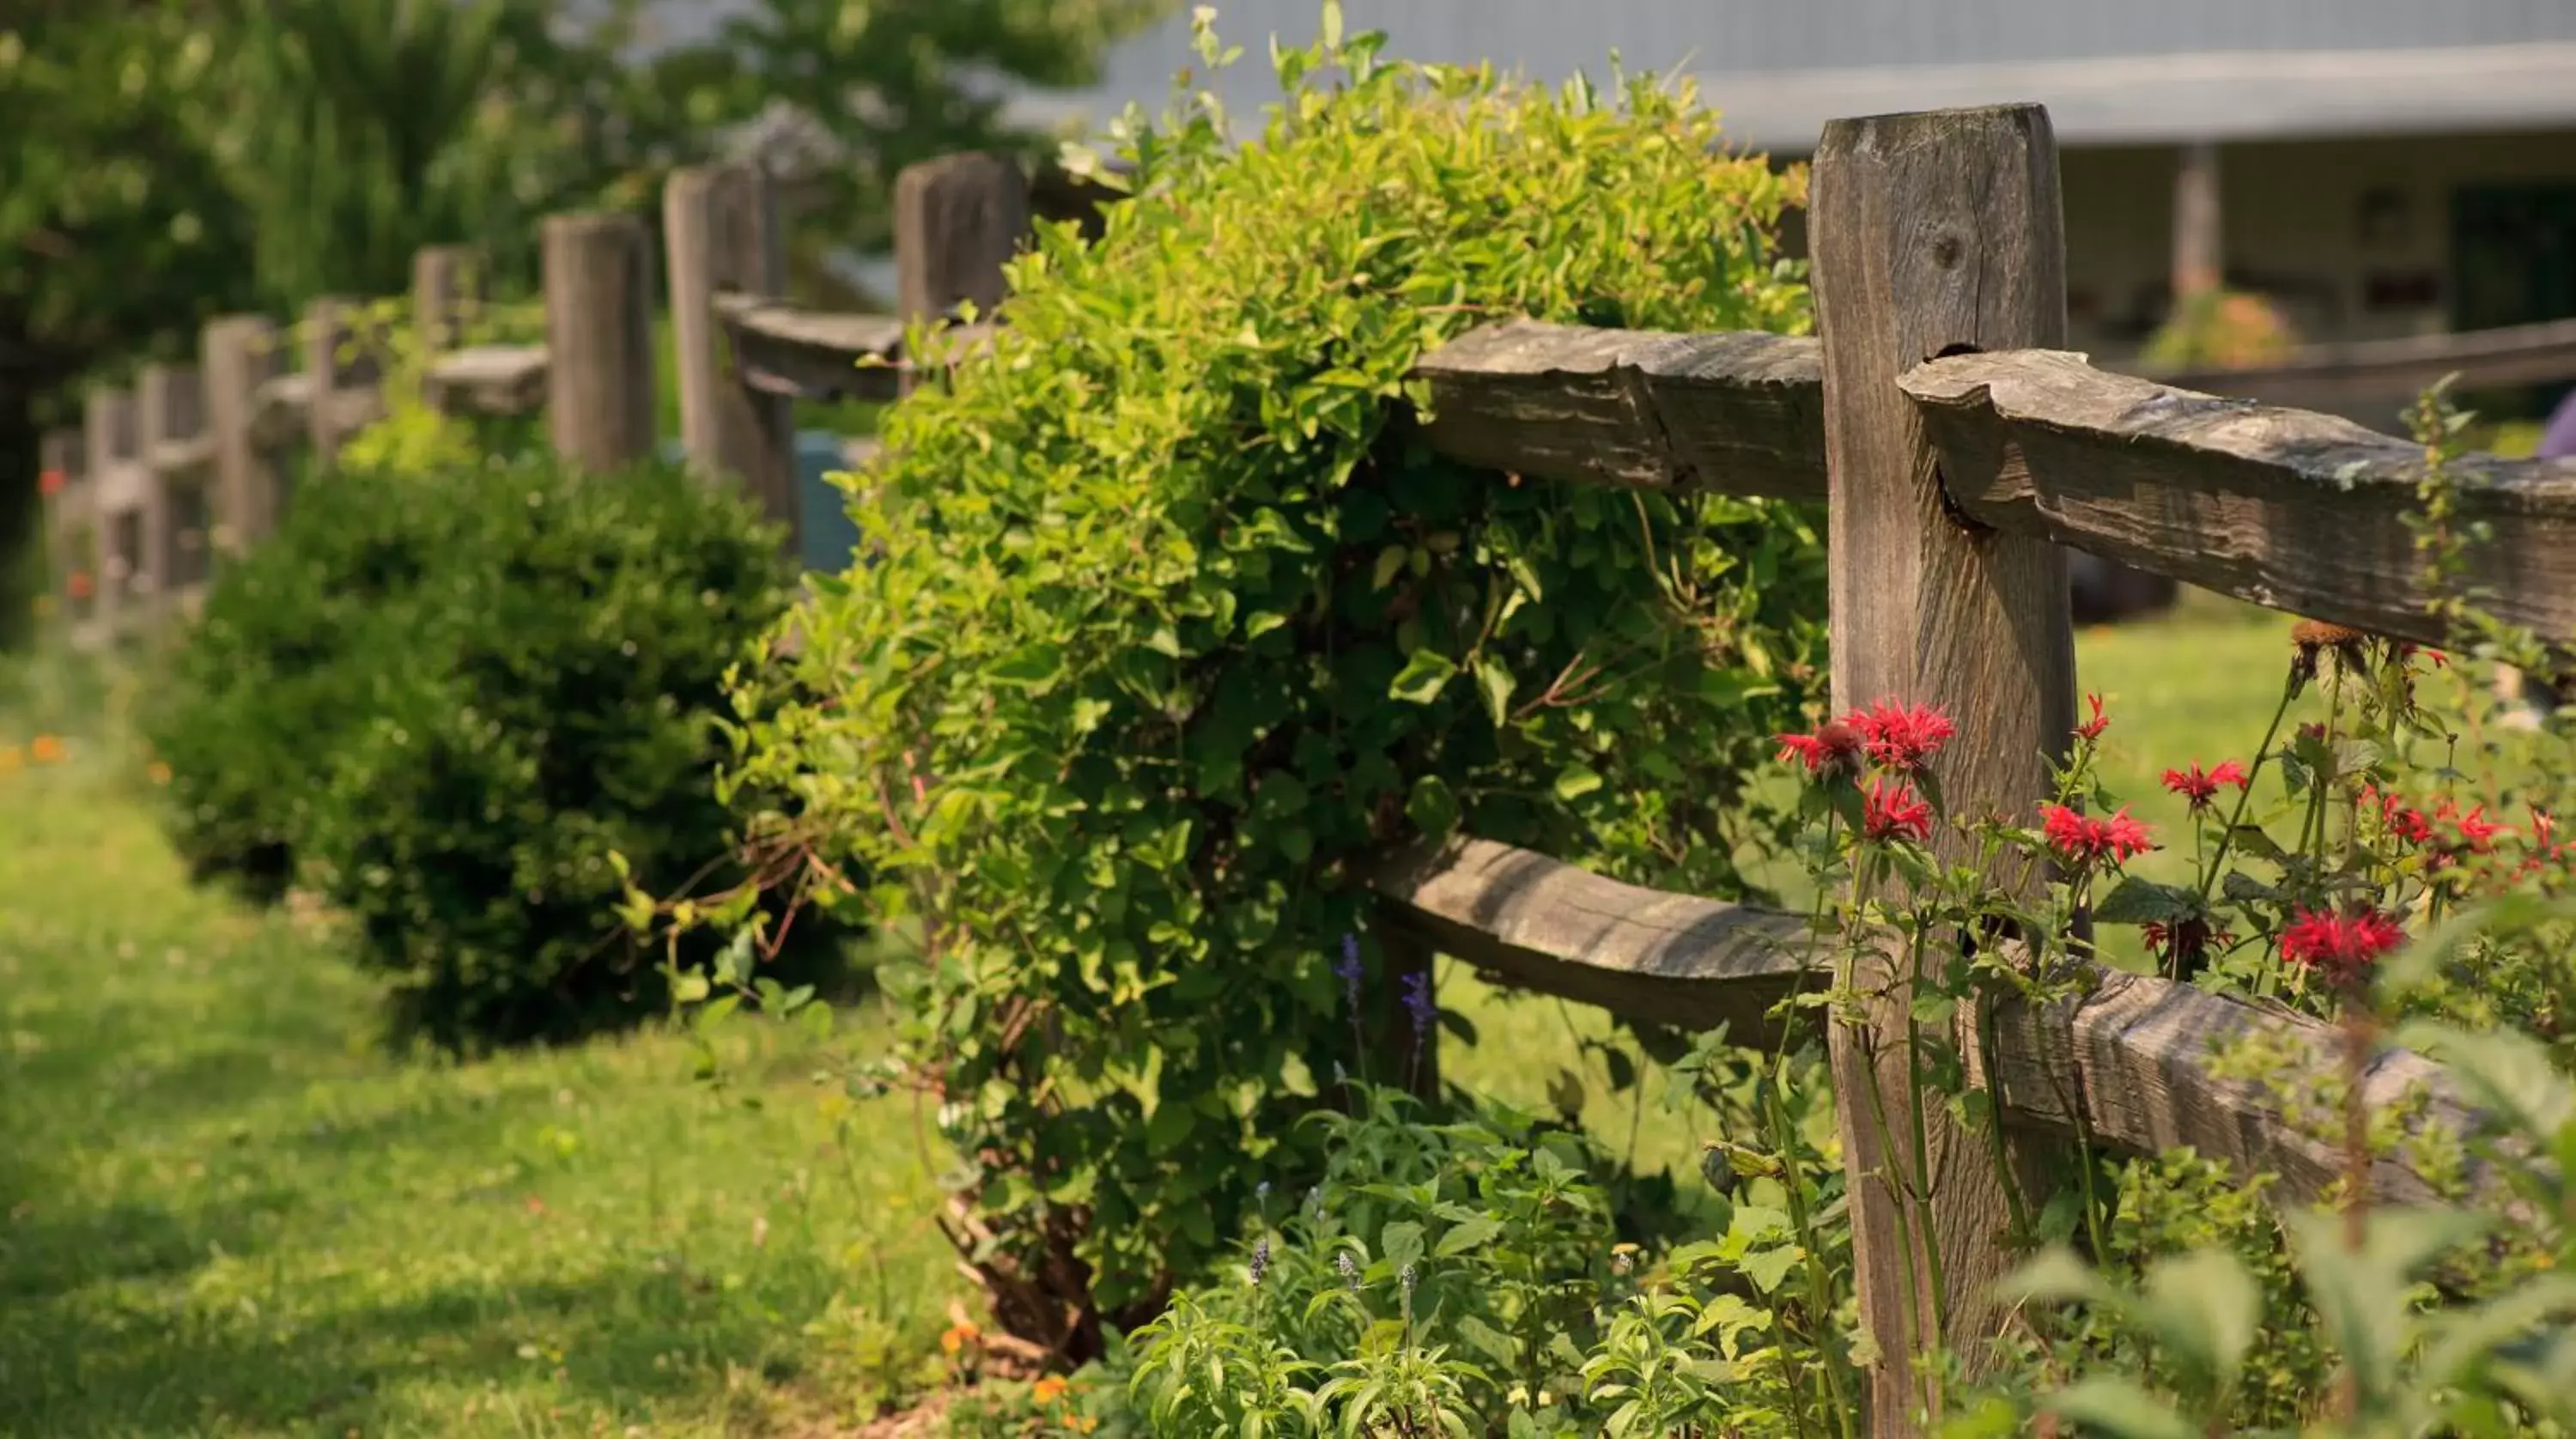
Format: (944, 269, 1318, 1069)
(1336, 1248, 1361, 1291)
(1249, 1237, 1271, 1287)
(2142, 916, 2235, 974)
(2292, 619, 2371, 685)
(1776, 718, 1865, 778)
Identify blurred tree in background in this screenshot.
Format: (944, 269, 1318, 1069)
(0, 0, 1168, 647)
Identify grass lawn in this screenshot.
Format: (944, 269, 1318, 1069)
(0, 666, 964, 1438)
(0, 593, 2380, 1436)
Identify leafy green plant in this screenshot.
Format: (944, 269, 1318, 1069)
(146, 411, 842, 1048)
(1119, 1084, 1837, 1437)
(712, 3, 1818, 1352)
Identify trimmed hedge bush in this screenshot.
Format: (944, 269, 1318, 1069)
(720, 11, 1824, 1350)
(146, 443, 845, 1050)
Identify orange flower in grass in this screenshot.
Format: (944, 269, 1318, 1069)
(29, 735, 66, 766)
(939, 1321, 980, 1357)
(1031, 1375, 1069, 1406)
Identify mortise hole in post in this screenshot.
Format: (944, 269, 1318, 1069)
(1925, 343, 1996, 536)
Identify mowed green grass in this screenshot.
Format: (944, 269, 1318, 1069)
(0, 596, 2383, 1436)
(0, 666, 963, 1437)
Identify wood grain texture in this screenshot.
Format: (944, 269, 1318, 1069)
(713, 294, 905, 403)
(894, 153, 1026, 403)
(1813, 103, 2079, 1430)
(666, 164, 799, 541)
(1904, 349, 2576, 647)
(1409, 321, 1826, 501)
(893, 152, 1028, 331)
(1986, 971, 2481, 1212)
(2133, 314, 2576, 409)
(424, 345, 550, 416)
(543, 213, 659, 471)
(1368, 836, 1815, 1051)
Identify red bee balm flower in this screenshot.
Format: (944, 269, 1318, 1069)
(2160, 761, 2252, 812)
(2075, 693, 2111, 743)
(2434, 799, 2509, 853)
(1861, 778, 1934, 845)
(1776, 720, 1865, 776)
(1847, 701, 1955, 773)
(2038, 804, 2154, 866)
(2278, 908, 2403, 987)
(2360, 786, 2434, 847)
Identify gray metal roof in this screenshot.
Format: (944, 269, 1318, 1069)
(1002, 0, 2576, 150)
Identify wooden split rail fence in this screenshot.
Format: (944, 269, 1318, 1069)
(460, 102, 2556, 1432)
(33, 96, 2576, 1434)
(35, 152, 1047, 647)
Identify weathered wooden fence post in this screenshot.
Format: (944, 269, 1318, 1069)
(411, 244, 483, 361)
(137, 361, 208, 613)
(1809, 104, 2079, 1434)
(544, 212, 659, 471)
(665, 164, 797, 539)
(38, 429, 89, 634)
(84, 387, 140, 639)
(892, 152, 1030, 395)
(304, 295, 375, 467)
(203, 315, 283, 551)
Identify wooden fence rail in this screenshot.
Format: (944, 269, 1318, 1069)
(36, 152, 1028, 648)
(33, 99, 2576, 1436)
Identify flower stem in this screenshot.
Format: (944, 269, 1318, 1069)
(2196, 668, 2300, 906)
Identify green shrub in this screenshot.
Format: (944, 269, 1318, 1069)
(720, 8, 1820, 1351)
(145, 440, 484, 903)
(148, 440, 845, 1050)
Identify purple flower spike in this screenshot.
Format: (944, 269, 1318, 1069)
(1334, 933, 1364, 1009)
(1400, 969, 1436, 1037)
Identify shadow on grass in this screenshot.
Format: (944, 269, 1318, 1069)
(0, 1248, 844, 1436)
